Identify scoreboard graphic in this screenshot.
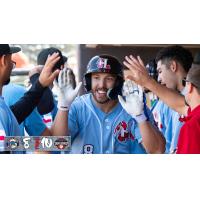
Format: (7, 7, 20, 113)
(0, 136, 71, 152)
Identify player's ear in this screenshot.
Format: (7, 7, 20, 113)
(0, 55, 6, 68)
(170, 60, 178, 72)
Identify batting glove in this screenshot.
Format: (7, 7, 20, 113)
(54, 67, 82, 111)
(118, 79, 147, 123)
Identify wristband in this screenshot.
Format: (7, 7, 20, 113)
(57, 105, 69, 111)
(133, 112, 147, 124)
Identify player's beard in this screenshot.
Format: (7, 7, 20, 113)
(3, 66, 12, 85)
(92, 88, 110, 104)
(4, 78, 10, 85)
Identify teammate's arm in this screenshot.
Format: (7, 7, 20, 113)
(144, 78, 188, 116)
(123, 55, 188, 116)
(10, 53, 60, 124)
(29, 72, 55, 115)
(10, 80, 47, 124)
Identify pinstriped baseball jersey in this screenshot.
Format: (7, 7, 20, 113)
(152, 100, 173, 153)
(152, 100, 184, 153)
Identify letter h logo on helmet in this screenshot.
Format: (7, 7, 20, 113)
(97, 58, 111, 72)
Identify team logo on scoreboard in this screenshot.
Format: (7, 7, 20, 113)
(54, 138, 69, 150)
(6, 137, 19, 150)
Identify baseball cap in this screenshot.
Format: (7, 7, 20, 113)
(37, 47, 64, 71)
(0, 44, 21, 56)
(63, 55, 68, 63)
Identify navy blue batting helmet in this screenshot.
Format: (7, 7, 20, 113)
(84, 55, 124, 100)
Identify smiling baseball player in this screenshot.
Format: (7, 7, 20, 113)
(55, 55, 165, 154)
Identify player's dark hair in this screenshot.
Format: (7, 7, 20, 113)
(155, 45, 193, 73)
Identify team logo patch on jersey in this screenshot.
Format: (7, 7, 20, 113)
(97, 58, 111, 72)
(83, 144, 94, 154)
(114, 121, 134, 142)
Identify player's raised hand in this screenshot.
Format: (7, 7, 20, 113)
(123, 55, 151, 88)
(118, 79, 147, 123)
(39, 52, 61, 87)
(54, 67, 82, 111)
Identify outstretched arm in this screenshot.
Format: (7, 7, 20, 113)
(29, 72, 55, 115)
(51, 67, 82, 136)
(10, 53, 60, 124)
(123, 55, 188, 116)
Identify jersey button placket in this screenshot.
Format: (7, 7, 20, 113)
(105, 118, 110, 130)
(103, 117, 111, 154)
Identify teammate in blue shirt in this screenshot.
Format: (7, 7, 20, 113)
(57, 55, 165, 154)
(2, 83, 48, 136)
(0, 44, 73, 153)
(152, 46, 193, 153)
(0, 96, 21, 136)
(123, 46, 193, 153)
(152, 100, 174, 153)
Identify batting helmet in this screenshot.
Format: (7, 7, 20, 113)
(84, 55, 124, 100)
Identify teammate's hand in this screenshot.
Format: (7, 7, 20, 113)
(123, 55, 152, 88)
(118, 79, 147, 123)
(54, 67, 82, 111)
(38, 53, 61, 87)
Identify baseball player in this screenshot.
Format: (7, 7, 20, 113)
(0, 45, 75, 152)
(56, 55, 165, 154)
(123, 54, 200, 154)
(150, 45, 193, 153)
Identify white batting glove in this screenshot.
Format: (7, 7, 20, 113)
(118, 79, 147, 123)
(54, 67, 82, 111)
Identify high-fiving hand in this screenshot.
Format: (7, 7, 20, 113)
(123, 55, 151, 88)
(54, 67, 82, 111)
(118, 79, 147, 123)
(39, 52, 61, 87)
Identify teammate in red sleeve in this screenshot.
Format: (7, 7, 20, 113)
(123, 55, 200, 154)
(177, 106, 200, 153)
